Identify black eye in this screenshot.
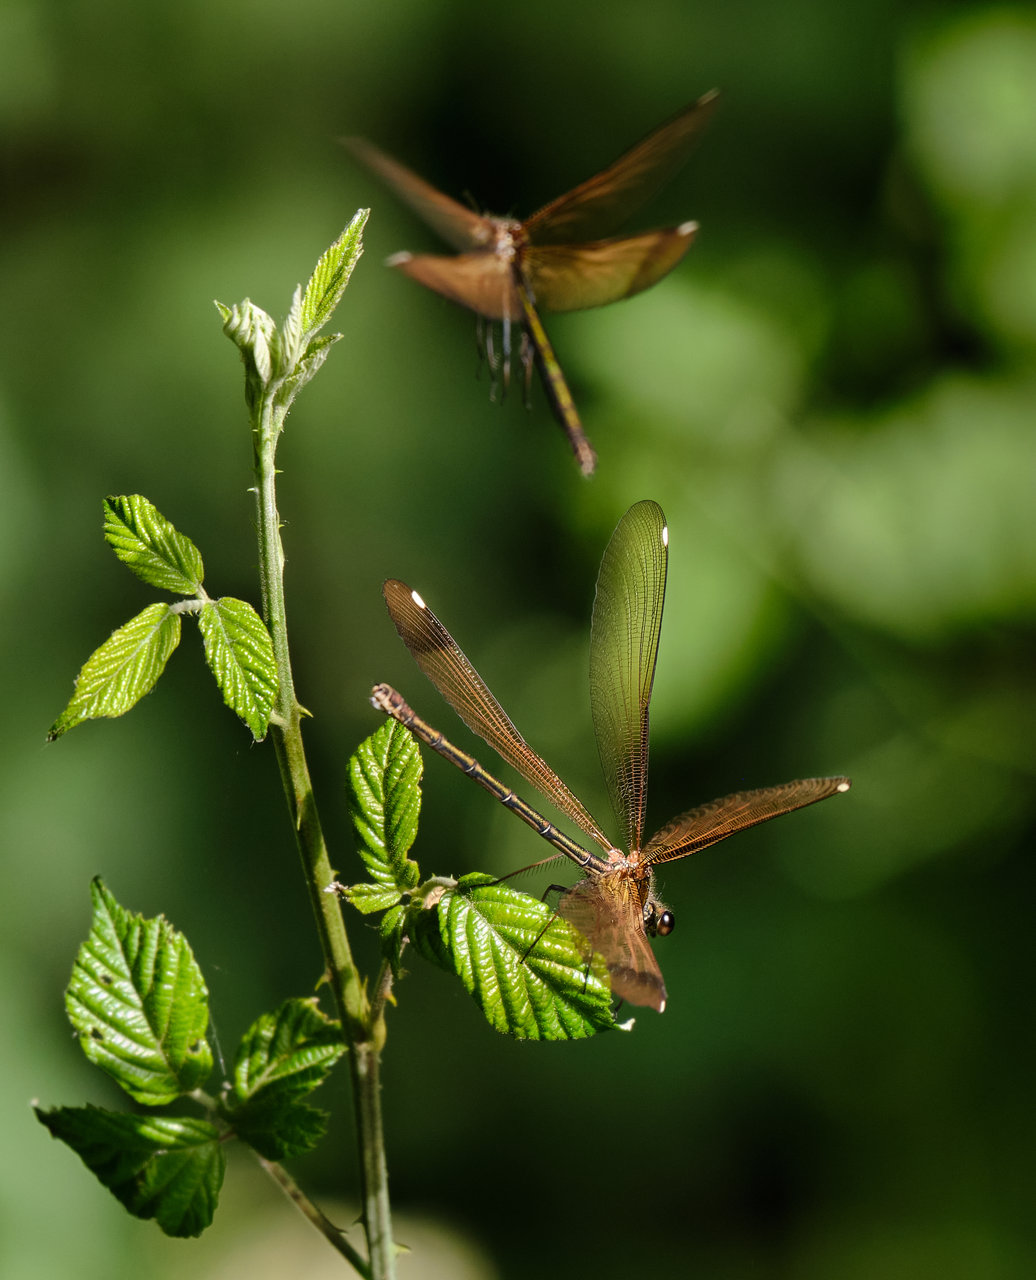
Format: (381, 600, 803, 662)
(643, 902, 673, 937)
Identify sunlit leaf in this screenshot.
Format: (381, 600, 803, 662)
(408, 874, 616, 1040)
(231, 998, 344, 1100)
(290, 209, 368, 346)
(344, 720, 422, 911)
(225, 998, 345, 1160)
(48, 603, 180, 739)
(346, 881, 407, 915)
(65, 878, 212, 1105)
(103, 495, 204, 595)
(197, 597, 277, 739)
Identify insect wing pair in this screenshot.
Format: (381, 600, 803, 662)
(344, 93, 718, 474)
(374, 502, 850, 1011)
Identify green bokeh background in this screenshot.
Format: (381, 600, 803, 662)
(3, 1, 1034, 1276)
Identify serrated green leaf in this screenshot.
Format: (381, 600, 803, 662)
(66, 879, 212, 1104)
(229, 1097, 329, 1161)
(48, 603, 181, 739)
(347, 720, 422, 902)
(275, 332, 343, 407)
(225, 998, 345, 1160)
(342, 881, 406, 915)
(378, 902, 407, 978)
(231, 998, 345, 1103)
(301, 332, 341, 367)
(197, 597, 277, 739)
(379, 901, 406, 946)
(103, 495, 205, 594)
(379, 902, 406, 938)
(36, 1105, 223, 1237)
(408, 875, 616, 1040)
(297, 210, 368, 336)
(219, 218, 364, 424)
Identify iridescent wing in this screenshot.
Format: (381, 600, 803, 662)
(559, 873, 667, 1012)
(589, 500, 669, 854)
(382, 578, 614, 852)
(643, 777, 852, 864)
(342, 136, 493, 251)
(523, 92, 718, 245)
(523, 224, 698, 313)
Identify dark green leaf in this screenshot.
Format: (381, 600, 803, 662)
(197, 597, 277, 739)
(344, 720, 421, 910)
(225, 998, 345, 1160)
(378, 902, 407, 975)
(48, 603, 180, 739)
(36, 1105, 223, 1237)
(229, 1096, 329, 1161)
(103, 495, 205, 595)
(65, 879, 212, 1104)
(408, 874, 616, 1040)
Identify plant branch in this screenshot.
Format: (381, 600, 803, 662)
(236, 215, 395, 1279)
(253, 409, 395, 1278)
(253, 404, 365, 1036)
(256, 1154, 372, 1278)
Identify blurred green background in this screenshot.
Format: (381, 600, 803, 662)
(3, 0, 1034, 1276)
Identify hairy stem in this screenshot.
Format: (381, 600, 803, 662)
(253, 396, 395, 1279)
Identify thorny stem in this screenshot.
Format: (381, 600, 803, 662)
(257, 1155, 372, 1278)
(253, 393, 395, 1279)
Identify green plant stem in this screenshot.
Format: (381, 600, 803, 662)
(354, 1042, 392, 1269)
(257, 1155, 372, 1278)
(253, 397, 395, 1280)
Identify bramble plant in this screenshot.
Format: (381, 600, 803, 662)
(37, 212, 622, 1280)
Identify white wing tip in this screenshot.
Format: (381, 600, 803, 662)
(386, 251, 413, 267)
(661, 524, 669, 548)
(411, 589, 426, 609)
(837, 779, 851, 792)
(677, 220, 699, 237)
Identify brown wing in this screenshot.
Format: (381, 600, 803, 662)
(560, 874, 667, 1012)
(643, 777, 851, 865)
(389, 250, 522, 321)
(522, 225, 698, 313)
(342, 136, 494, 252)
(523, 92, 718, 245)
(589, 501, 669, 857)
(382, 579, 614, 852)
